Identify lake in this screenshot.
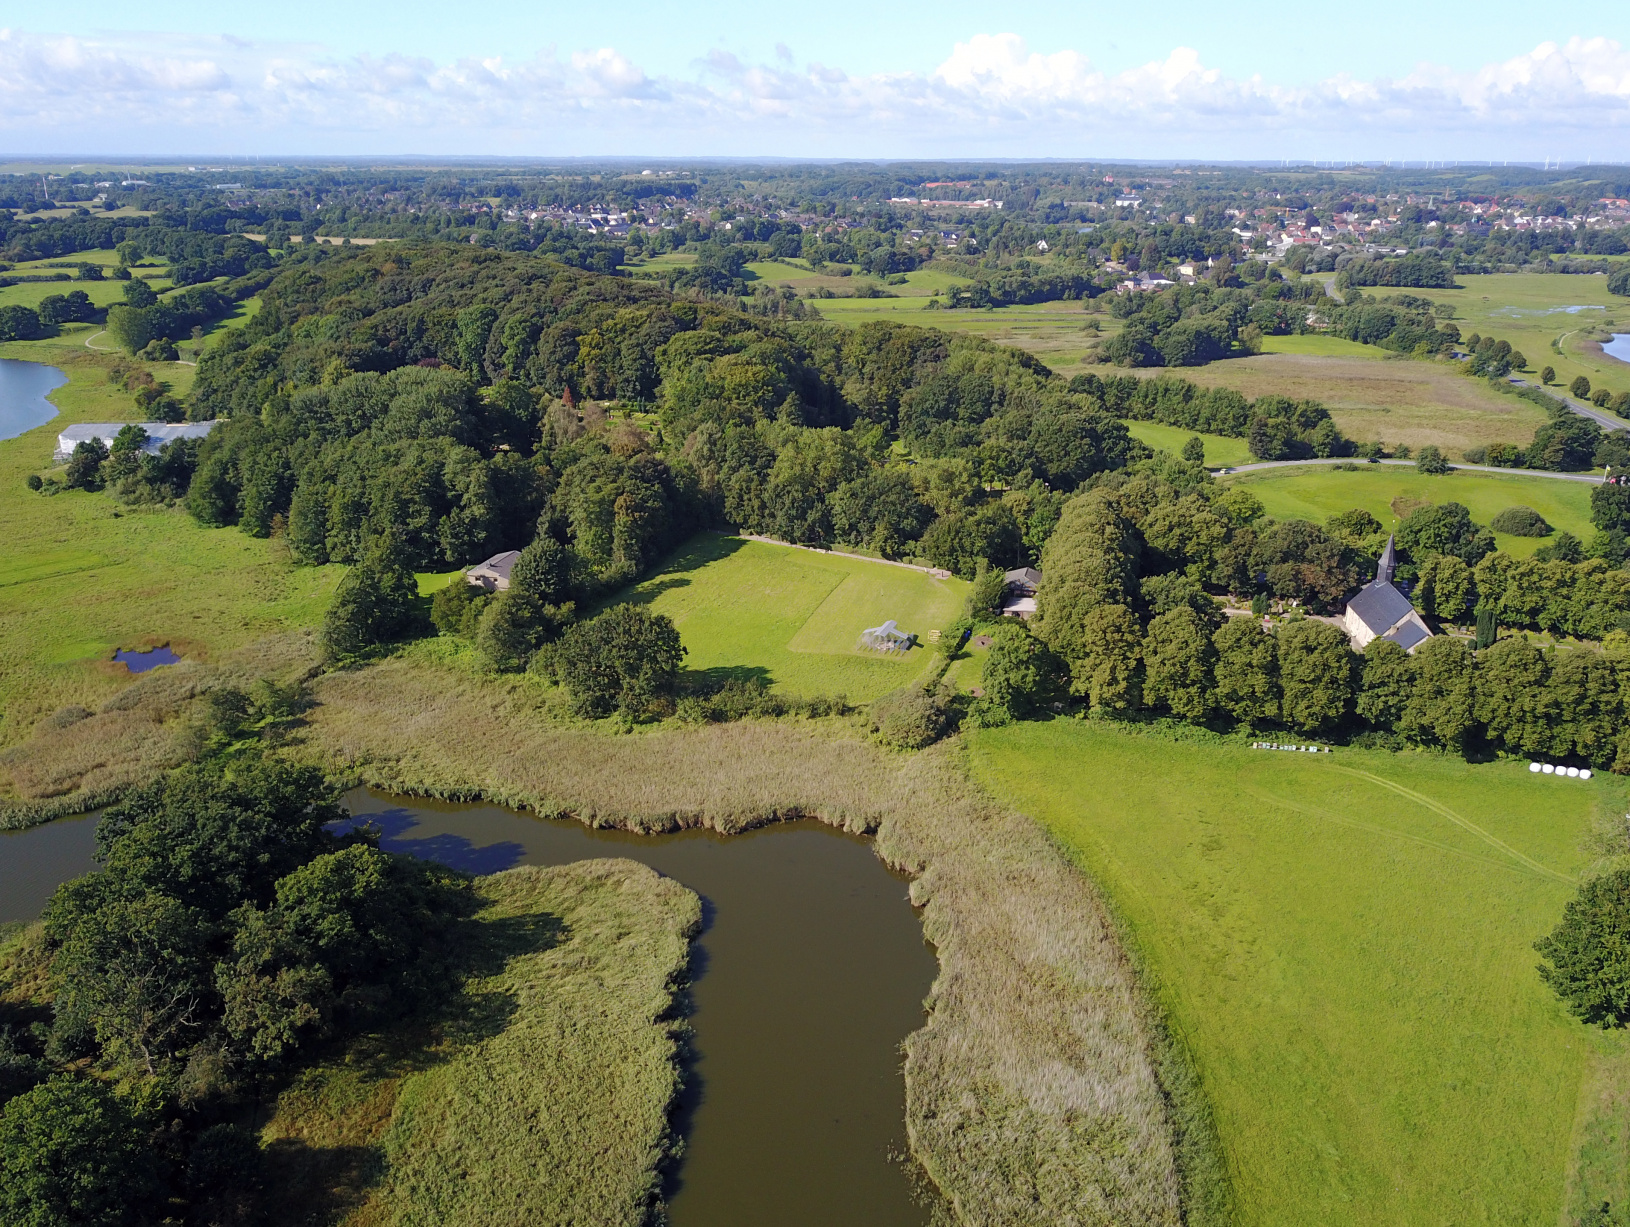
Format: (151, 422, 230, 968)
(0, 358, 67, 442)
(1604, 334, 1630, 366)
(4, 792, 939, 1226)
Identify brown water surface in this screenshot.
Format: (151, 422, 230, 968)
(0, 811, 100, 922)
(2, 796, 938, 1225)
(344, 790, 937, 1227)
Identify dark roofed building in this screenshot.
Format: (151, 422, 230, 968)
(466, 550, 521, 593)
(1341, 536, 1433, 652)
(1001, 567, 1043, 619)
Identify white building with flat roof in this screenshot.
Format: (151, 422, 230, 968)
(54, 421, 217, 463)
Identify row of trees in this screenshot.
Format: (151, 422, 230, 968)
(968, 473, 1630, 768)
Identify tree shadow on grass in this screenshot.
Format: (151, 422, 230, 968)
(683, 664, 775, 690)
(251, 906, 569, 1225)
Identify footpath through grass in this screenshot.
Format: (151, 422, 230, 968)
(261, 859, 700, 1226)
(967, 720, 1630, 1226)
(1227, 463, 1597, 558)
(613, 534, 967, 701)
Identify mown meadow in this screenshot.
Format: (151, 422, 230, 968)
(967, 719, 1630, 1226)
(1225, 462, 1598, 557)
(606, 534, 966, 701)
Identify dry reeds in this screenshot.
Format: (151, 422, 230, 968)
(294, 653, 1223, 1225)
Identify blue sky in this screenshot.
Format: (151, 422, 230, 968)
(0, 1, 1626, 159)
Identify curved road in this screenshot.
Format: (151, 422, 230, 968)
(1220, 457, 1607, 485)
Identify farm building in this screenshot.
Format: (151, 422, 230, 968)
(1342, 537, 1433, 652)
(53, 421, 216, 463)
(466, 550, 521, 592)
(1001, 567, 1043, 619)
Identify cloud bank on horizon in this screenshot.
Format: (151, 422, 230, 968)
(1, 27, 1627, 159)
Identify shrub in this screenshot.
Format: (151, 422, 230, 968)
(1490, 506, 1552, 537)
(0, 1077, 161, 1226)
(26, 473, 43, 492)
(1416, 446, 1449, 475)
(429, 579, 486, 638)
(321, 538, 421, 660)
(870, 684, 955, 749)
(1535, 869, 1630, 1026)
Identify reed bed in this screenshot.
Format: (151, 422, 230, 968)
(261, 860, 700, 1227)
(296, 654, 1223, 1226)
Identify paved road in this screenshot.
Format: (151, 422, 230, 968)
(1507, 377, 1629, 433)
(1221, 457, 1606, 484)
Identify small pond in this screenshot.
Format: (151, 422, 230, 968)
(1604, 334, 1630, 366)
(114, 646, 181, 673)
(3, 793, 938, 1226)
(0, 358, 67, 442)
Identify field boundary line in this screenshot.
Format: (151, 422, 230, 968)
(1331, 766, 1575, 884)
(1222, 457, 1605, 484)
(731, 533, 956, 579)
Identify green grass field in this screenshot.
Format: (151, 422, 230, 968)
(611, 535, 966, 701)
(1121, 419, 1255, 468)
(1406, 273, 1629, 408)
(0, 340, 340, 751)
(968, 720, 1630, 1227)
(1227, 463, 1597, 557)
(1258, 333, 1382, 359)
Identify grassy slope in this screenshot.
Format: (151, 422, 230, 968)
(1226, 464, 1597, 558)
(613, 534, 967, 701)
(0, 340, 341, 750)
(967, 720, 1630, 1227)
(260, 859, 700, 1227)
(1121, 419, 1254, 468)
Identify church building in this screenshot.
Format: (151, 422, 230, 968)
(1341, 537, 1434, 653)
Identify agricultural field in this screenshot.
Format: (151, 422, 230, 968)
(1, 250, 175, 312)
(607, 534, 966, 701)
(1407, 273, 1630, 409)
(968, 720, 1630, 1227)
(1105, 348, 1553, 457)
(0, 340, 340, 749)
(1121, 419, 1255, 468)
(1226, 463, 1597, 557)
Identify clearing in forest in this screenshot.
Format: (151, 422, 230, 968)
(968, 720, 1630, 1227)
(612, 534, 967, 701)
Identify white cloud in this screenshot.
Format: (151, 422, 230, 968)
(0, 27, 1626, 157)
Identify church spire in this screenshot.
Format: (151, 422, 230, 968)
(1376, 535, 1396, 585)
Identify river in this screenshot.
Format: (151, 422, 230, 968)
(0, 358, 67, 442)
(2, 792, 938, 1226)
